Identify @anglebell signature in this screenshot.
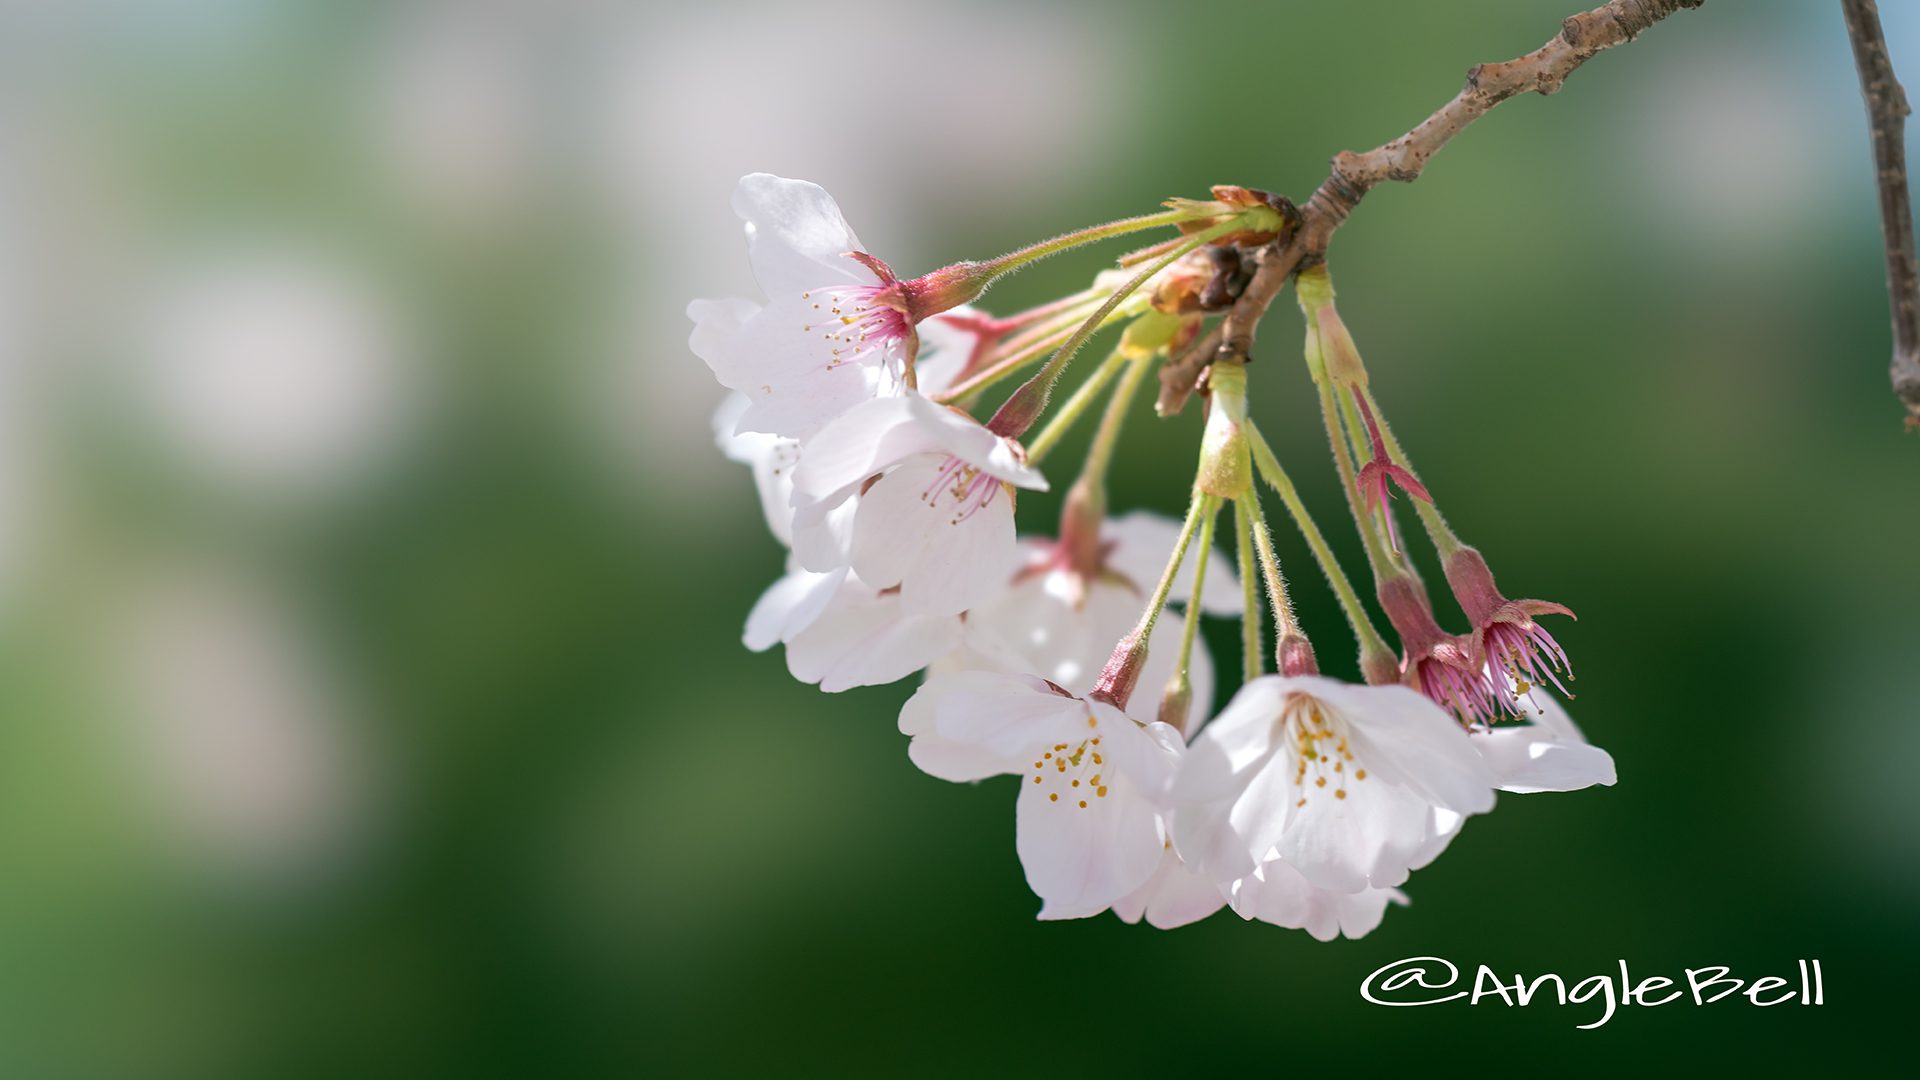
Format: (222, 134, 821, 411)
(1360, 956, 1826, 1029)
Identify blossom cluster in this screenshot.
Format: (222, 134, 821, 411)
(690, 174, 1614, 939)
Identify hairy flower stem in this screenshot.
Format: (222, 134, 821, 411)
(1246, 421, 1394, 672)
(1046, 349, 1150, 576)
(974, 207, 1223, 281)
(1241, 496, 1295, 635)
(995, 285, 1107, 332)
(1090, 491, 1211, 710)
(1315, 366, 1399, 578)
(1234, 499, 1264, 682)
(936, 317, 1091, 404)
(1026, 347, 1131, 466)
(988, 217, 1248, 439)
(1161, 498, 1218, 732)
(1358, 386, 1464, 558)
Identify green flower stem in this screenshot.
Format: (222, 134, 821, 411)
(933, 308, 1109, 404)
(1025, 347, 1130, 467)
(1247, 421, 1393, 660)
(1314, 368, 1398, 577)
(1130, 490, 1212, 647)
(1234, 498, 1264, 682)
(994, 292, 1108, 356)
(976, 207, 1223, 280)
(987, 216, 1249, 439)
(1170, 498, 1218, 696)
(1242, 490, 1298, 635)
(996, 284, 1106, 331)
(1358, 386, 1464, 557)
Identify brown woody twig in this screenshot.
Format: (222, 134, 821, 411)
(1840, 0, 1920, 429)
(1212, 0, 1704, 372)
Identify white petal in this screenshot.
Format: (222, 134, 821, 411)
(742, 564, 846, 651)
(711, 294, 895, 441)
(790, 495, 859, 572)
(687, 296, 761, 366)
(730, 173, 872, 297)
(849, 459, 1019, 617)
(1273, 767, 1433, 892)
(1171, 677, 1288, 804)
(1321, 680, 1498, 814)
(711, 393, 802, 544)
(788, 396, 928, 505)
(784, 594, 961, 692)
(1475, 693, 1618, 794)
(1114, 846, 1229, 930)
(919, 671, 1085, 759)
(1229, 858, 1407, 941)
(898, 682, 1022, 782)
(1020, 774, 1165, 919)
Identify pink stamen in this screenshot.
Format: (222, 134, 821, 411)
(1486, 620, 1573, 698)
(920, 455, 1001, 524)
(1415, 656, 1516, 730)
(800, 284, 913, 375)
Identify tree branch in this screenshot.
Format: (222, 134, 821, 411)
(1840, 0, 1920, 428)
(1214, 0, 1703, 370)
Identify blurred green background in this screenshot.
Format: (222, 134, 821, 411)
(0, 0, 1912, 1074)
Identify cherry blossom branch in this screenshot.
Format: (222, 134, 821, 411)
(1840, 0, 1920, 428)
(1214, 0, 1704, 368)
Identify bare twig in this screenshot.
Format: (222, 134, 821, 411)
(1216, 0, 1703, 367)
(1840, 0, 1920, 428)
(1154, 322, 1221, 417)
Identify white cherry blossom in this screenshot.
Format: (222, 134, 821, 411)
(1171, 674, 1498, 892)
(900, 671, 1182, 919)
(690, 174, 919, 440)
(928, 510, 1236, 731)
(789, 392, 1045, 617)
(715, 393, 962, 691)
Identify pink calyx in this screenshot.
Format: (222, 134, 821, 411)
(1378, 574, 1510, 729)
(1444, 547, 1576, 700)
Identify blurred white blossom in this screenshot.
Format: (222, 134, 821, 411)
(108, 565, 377, 888)
(130, 244, 418, 498)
